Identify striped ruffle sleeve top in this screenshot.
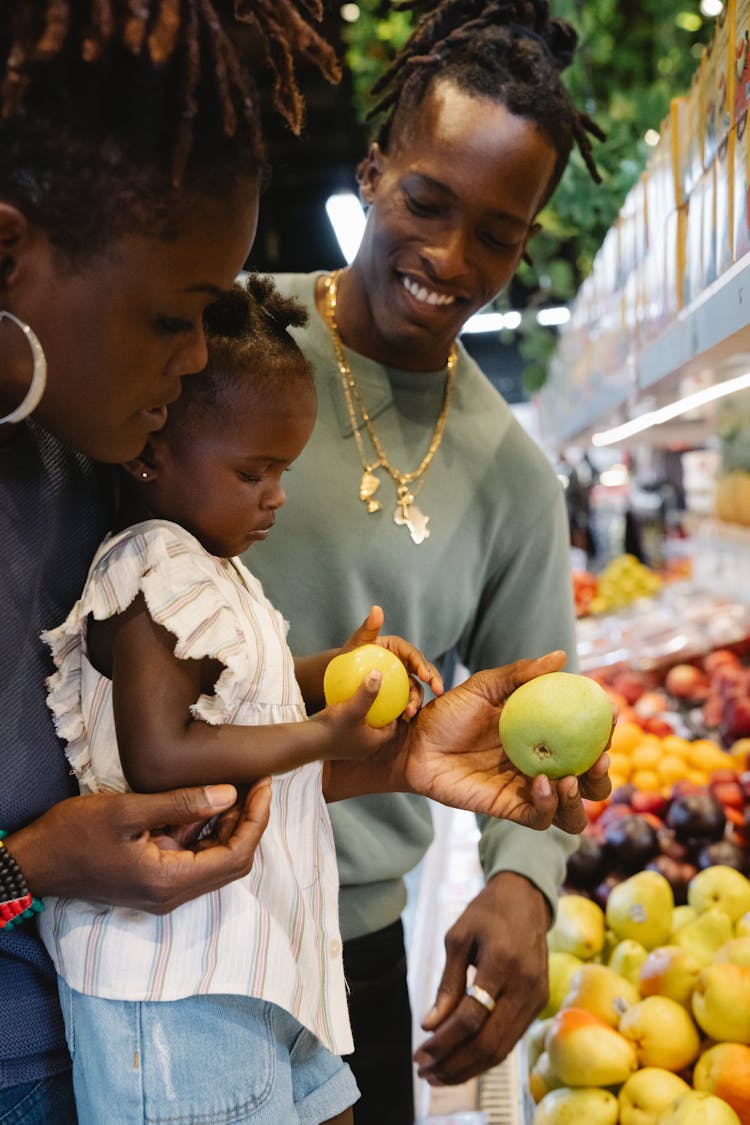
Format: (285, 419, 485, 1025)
(39, 519, 352, 1056)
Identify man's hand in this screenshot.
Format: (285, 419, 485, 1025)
(397, 652, 611, 831)
(414, 873, 550, 1085)
(8, 781, 271, 914)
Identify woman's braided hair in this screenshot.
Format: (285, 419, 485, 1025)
(365, 0, 603, 206)
(0, 1, 340, 260)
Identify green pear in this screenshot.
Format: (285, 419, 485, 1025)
(638, 944, 703, 1007)
(608, 938, 650, 987)
(660, 1091, 742, 1124)
(618, 1067, 691, 1125)
(499, 671, 614, 778)
(548, 895, 606, 960)
(674, 906, 734, 966)
(714, 936, 750, 969)
(534, 1086, 619, 1125)
(605, 871, 674, 950)
(671, 905, 697, 936)
(691, 962, 750, 1043)
(540, 951, 583, 1019)
(546, 1007, 638, 1086)
(689, 866, 750, 923)
(560, 962, 639, 1026)
(619, 995, 701, 1070)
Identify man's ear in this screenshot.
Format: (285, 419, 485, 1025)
(0, 203, 32, 293)
(356, 143, 386, 207)
(121, 439, 163, 484)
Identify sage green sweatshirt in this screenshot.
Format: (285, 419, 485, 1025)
(246, 272, 580, 942)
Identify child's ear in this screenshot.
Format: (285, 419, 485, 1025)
(121, 439, 160, 484)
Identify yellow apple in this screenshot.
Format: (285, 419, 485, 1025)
(608, 938, 650, 987)
(548, 895, 606, 961)
(692, 963, 750, 1043)
(619, 995, 701, 1070)
(546, 1007, 638, 1086)
(689, 867, 750, 924)
(671, 905, 698, 936)
(499, 671, 614, 778)
(714, 936, 750, 969)
(638, 944, 703, 1007)
(674, 906, 734, 965)
(661, 1091, 742, 1124)
(618, 1067, 691, 1125)
(534, 1086, 619, 1125)
(605, 870, 674, 950)
(694, 1042, 750, 1125)
(323, 644, 409, 728)
(560, 962, 639, 1026)
(540, 951, 583, 1019)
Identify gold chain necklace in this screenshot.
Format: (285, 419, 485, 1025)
(323, 270, 457, 545)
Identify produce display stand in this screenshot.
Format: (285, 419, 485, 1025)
(408, 803, 532, 1125)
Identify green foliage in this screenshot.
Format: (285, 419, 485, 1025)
(342, 0, 714, 392)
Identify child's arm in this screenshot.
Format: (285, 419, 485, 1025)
(98, 594, 391, 794)
(294, 604, 444, 715)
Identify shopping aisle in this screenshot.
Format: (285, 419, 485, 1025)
(405, 803, 531, 1125)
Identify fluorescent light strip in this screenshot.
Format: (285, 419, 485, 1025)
(591, 370, 750, 446)
(536, 306, 571, 327)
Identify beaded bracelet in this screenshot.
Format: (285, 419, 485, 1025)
(0, 831, 44, 932)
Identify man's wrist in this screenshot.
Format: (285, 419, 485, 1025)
(487, 870, 553, 929)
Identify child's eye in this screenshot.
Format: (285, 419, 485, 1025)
(239, 472, 261, 483)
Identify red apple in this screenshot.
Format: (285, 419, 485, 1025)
(612, 671, 648, 705)
(665, 663, 710, 700)
(720, 694, 750, 741)
(708, 780, 745, 811)
(635, 690, 670, 719)
(583, 798, 610, 823)
(704, 649, 741, 675)
(703, 694, 723, 728)
(712, 664, 750, 697)
(632, 791, 669, 817)
(643, 716, 675, 737)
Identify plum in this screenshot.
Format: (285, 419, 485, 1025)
(666, 793, 727, 843)
(604, 814, 660, 872)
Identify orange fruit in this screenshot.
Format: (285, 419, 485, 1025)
(608, 751, 631, 779)
(631, 743, 661, 771)
(610, 721, 645, 756)
(661, 734, 692, 760)
(631, 768, 661, 792)
(657, 755, 688, 786)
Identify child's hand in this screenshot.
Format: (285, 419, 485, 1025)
(315, 671, 399, 761)
(342, 605, 444, 719)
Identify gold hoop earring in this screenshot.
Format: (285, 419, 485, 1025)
(0, 311, 47, 425)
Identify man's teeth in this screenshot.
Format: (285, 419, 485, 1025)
(402, 276, 455, 307)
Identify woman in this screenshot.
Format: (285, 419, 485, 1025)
(248, 1, 610, 1121)
(0, 5, 599, 1122)
(0, 2, 339, 1119)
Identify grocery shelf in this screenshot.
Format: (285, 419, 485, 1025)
(538, 252, 750, 449)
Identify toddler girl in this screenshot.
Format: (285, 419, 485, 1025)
(39, 275, 442, 1125)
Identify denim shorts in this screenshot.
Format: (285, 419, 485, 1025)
(58, 981, 359, 1125)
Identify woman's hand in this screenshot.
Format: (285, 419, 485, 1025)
(342, 604, 444, 718)
(7, 781, 271, 914)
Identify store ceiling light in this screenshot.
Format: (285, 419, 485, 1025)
(536, 306, 571, 327)
(644, 128, 661, 147)
(325, 192, 366, 263)
(461, 310, 522, 333)
(700, 0, 724, 16)
(591, 370, 750, 446)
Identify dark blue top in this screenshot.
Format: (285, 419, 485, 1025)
(0, 422, 113, 1087)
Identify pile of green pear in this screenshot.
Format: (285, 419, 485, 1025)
(527, 866, 750, 1124)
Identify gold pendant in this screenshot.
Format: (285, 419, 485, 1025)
(359, 469, 381, 512)
(394, 486, 430, 544)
